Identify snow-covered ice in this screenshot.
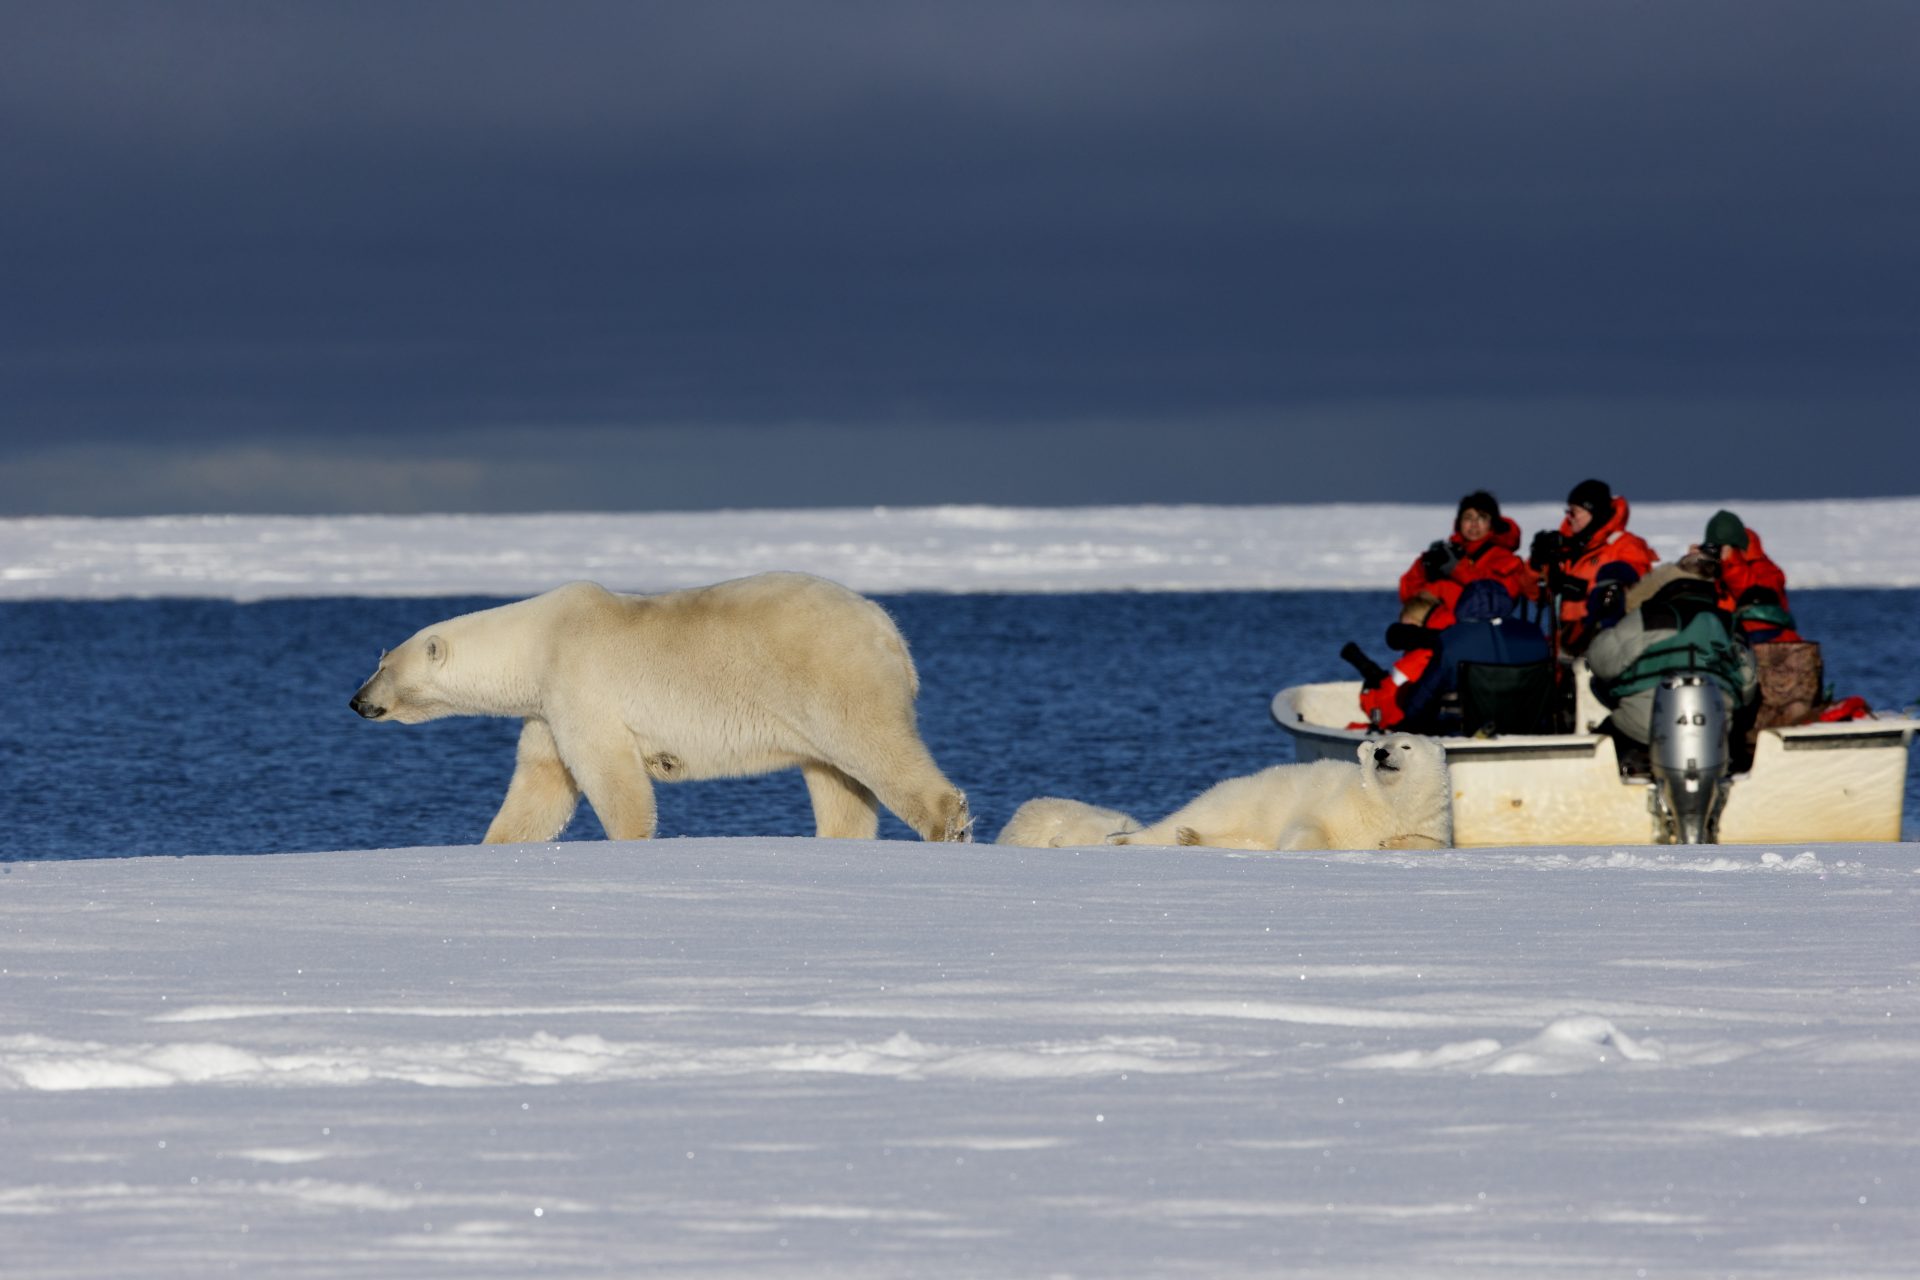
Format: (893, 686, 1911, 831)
(4, 838, 1916, 1277)
(3, 501, 1917, 1276)
(3, 498, 1916, 598)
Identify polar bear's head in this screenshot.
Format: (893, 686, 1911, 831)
(1353, 732, 1454, 847)
(349, 629, 452, 724)
(1356, 733, 1449, 792)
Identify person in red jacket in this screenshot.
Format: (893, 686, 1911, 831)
(1399, 490, 1539, 604)
(1692, 509, 1793, 636)
(1528, 478, 1658, 654)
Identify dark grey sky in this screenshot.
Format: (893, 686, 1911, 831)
(4, 1, 1915, 514)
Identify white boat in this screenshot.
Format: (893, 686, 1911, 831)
(1271, 664, 1917, 846)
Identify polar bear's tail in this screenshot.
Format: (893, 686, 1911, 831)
(890, 629, 921, 699)
(861, 598, 922, 698)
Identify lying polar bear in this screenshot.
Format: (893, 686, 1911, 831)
(1112, 734, 1452, 851)
(995, 796, 1140, 847)
(349, 573, 970, 844)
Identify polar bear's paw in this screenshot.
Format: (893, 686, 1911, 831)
(1175, 826, 1203, 846)
(938, 797, 976, 843)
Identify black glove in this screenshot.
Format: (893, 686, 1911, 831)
(1419, 540, 1458, 579)
(1588, 581, 1626, 627)
(1528, 529, 1564, 571)
(1555, 574, 1589, 601)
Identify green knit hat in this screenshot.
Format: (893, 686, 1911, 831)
(1705, 509, 1748, 550)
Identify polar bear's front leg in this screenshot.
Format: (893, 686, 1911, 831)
(551, 716, 659, 841)
(484, 719, 581, 844)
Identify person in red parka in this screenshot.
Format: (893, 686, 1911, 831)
(1528, 478, 1658, 654)
(1692, 508, 1793, 637)
(1399, 490, 1539, 604)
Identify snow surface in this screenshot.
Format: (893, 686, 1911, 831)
(4, 502, 1918, 1276)
(3, 498, 1916, 598)
(5, 840, 1917, 1277)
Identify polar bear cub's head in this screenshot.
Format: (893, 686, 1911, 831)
(1356, 732, 1448, 790)
(1354, 732, 1454, 847)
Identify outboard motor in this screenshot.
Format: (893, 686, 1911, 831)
(1648, 672, 1731, 844)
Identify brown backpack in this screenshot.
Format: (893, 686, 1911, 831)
(1751, 641, 1822, 731)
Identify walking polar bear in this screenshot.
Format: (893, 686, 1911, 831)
(1112, 734, 1452, 851)
(995, 797, 1139, 847)
(350, 573, 971, 844)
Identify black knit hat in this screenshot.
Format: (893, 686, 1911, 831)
(1455, 489, 1502, 532)
(1566, 478, 1614, 525)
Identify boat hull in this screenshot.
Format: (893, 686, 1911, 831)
(1272, 681, 1914, 846)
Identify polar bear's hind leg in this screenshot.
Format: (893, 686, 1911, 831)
(878, 772, 972, 842)
(803, 762, 882, 839)
(905, 783, 972, 843)
(1276, 820, 1332, 851)
(1173, 826, 1278, 851)
(830, 729, 971, 842)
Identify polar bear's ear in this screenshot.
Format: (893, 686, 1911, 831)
(423, 634, 448, 665)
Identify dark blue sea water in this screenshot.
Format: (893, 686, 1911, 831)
(3, 591, 1916, 860)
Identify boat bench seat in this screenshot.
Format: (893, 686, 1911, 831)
(1457, 660, 1559, 737)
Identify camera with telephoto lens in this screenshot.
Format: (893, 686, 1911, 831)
(1419, 540, 1456, 578)
(1339, 641, 1390, 690)
(1527, 528, 1565, 570)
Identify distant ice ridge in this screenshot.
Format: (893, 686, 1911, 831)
(2, 498, 1915, 598)
(0, 1029, 1235, 1092)
(0, 1014, 1689, 1093)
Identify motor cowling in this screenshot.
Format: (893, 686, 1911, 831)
(1648, 672, 1731, 844)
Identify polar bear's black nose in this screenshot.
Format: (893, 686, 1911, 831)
(1373, 747, 1397, 769)
(350, 695, 385, 720)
